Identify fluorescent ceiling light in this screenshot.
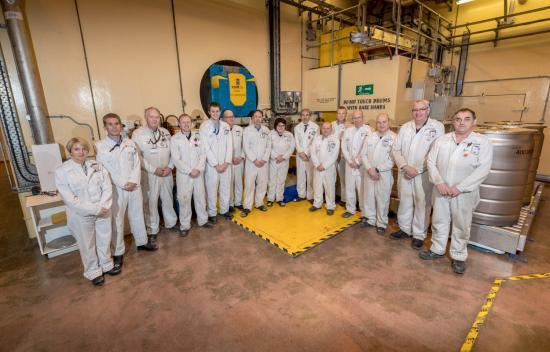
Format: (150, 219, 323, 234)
(457, 0, 474, 4)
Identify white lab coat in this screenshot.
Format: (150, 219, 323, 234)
(332, 120, 347, 202)
(55, 159, 114, 280)
(392, 118, 444, 239)
(199, 119, 233, 217)
(132, 126, 177, 234)
(171, 131, 208, 230)
(294, 121, 319, 199)
(243, 124, 271, 210)
(96, 136, 147, 255)
(267, 130, 295, 202)
(361, 130, 397, 228)
(230, 125, 245, 208)
(427, 131, 493, 261)
(342, 124, 372, 214)
(310, 134, 340, 210)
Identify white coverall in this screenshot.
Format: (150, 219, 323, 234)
(243, 124, 271, 210)
(267, 130, 295, 203)
(230, 125, 245, 208)
(392, 118, 445, 240)
(55, 159, 114, 280)
(427, 132, 493, 261)
(342, 125, 372, 214)
(171, 131, 208, 230)
(310, 134, 340, 210)
(294, 122, 319, 200)
(361, 130, 397, 229)
(199, 119, 233, 217)
(132, 126, 177, 234)
(96, 136, 147, 256)
(332, 121, 347, 202)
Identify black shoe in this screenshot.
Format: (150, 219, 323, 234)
(106, 264, 121, 276)
(199, 222, 213, 228)
(241, 209, 251, 217)
(278, 201, 286, 207)
(147, 234, 158, 244)
(341, 211, 353, 218)
(92, 275, 105, 286)
(257, 205, 268, 212)
(411, 238, 424, 250)
(327, 209, 334, 216)
(296, 197, 306, 202)
(228, 206, 235, 214)
(361, 220, 375, 228)
(208, 216, 217, 224)
(376, 227, 385, 235)
(308, 199, 314, 204)
(419, 250, 445, 260)
(267, 201, 274, 207)
(234, 205, 243, 210)
(390, 230, 409, 240)
(113, 255, 124, 268)
(179, 229, 189, 237)
(452, 260, 466, 274)
(137, 241, 158, 251)
(309, 206, 320, 212)
(338, 201, 346, 207)
(220, 212, 232, 219)
(165, 225, 178, 232)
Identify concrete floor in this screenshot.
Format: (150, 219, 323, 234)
(1, 166, 549, 352)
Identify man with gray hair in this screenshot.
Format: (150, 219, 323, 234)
(223, 109, 245, 212)
(391, 100, 444, 250)
(132, 107, 178, 242)
(294, 108, 319, 201)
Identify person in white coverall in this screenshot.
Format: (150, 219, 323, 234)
(391, 100, 445, 250)
(55, 138, 114, 286)
(341, 109, 371, 218)
(96, 113, 157, 275)
(309, 122, 340, 215)
(132, 107, 178, 240)
(332, 106, 348, 205)
(171, 114, 213, 236)
(420, 108, 493, 274)
(294, 108, 319, 201)
(267, 118, 295, 207)
(199, 102, 233, 222)
(241, 110, 271, 217)
(361, 113, 397, 234)
(223, 110, 245, 212)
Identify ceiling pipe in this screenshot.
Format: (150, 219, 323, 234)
(0, 0, 54, 144)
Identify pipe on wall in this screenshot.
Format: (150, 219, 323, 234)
(0, 0, 54, 145)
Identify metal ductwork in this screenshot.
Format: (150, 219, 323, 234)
(1, 0, 54, 145)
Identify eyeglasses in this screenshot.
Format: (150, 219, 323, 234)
(411, 107, 429, 113)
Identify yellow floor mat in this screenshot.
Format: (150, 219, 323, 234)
(232, 201, 361, 257)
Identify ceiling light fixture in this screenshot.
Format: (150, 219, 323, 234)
(456, 0, 475, 5)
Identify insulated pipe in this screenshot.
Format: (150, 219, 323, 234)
(1, 0, 54, 144)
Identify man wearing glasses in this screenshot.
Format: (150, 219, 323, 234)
(391, 100, 444, 250)
(420, 108, 493, 274)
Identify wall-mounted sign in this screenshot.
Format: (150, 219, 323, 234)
(356, 84, 374, 95)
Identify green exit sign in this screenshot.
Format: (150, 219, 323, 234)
(356, 84, 374, 95)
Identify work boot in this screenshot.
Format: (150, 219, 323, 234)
(376, 227, 385, 235)
(228, 206, 235, 215)
(419, 250, 445, 260)
(278, 201, 286, 207)
(390, 229, 409, 240)
(165, 224, 178, 232)
(106, 265, 121, 276)
(267, 201, 274, 207)
(179, 229, 189, 237)
(106, 255, 123, 275)
(296, 197, 306, 202)
(220, 212, 232, 220)
(341, 211, 353, 218)
(234, 205, 243, 210)
(361, 220, 375, 228)
(92, 275, 105, 286)
(138, 236, 158, 251)
(199, 222, 213, 229)
(326, 209, 334, 216)
(257, 205, 268, 212)
(241, 209, 251, 217)
(452, 260, 466, 274)
(308, 206, 320, 212)
(208, 216, 217, 224)
(411, 238, 424, 250)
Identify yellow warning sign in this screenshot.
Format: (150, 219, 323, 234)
(229, 73, 246, 107)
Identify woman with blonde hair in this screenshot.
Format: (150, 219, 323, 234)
(55, 137, 115, 286)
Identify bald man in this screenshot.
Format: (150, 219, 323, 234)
(391, 100, 444, 250)
(361, 113, 396, 234)
(223, 110, 245, 212)
(341, 110, 371, 218)
(309, 122, 340, 215)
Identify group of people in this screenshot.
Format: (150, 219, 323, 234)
(54, 99, 493, 286)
